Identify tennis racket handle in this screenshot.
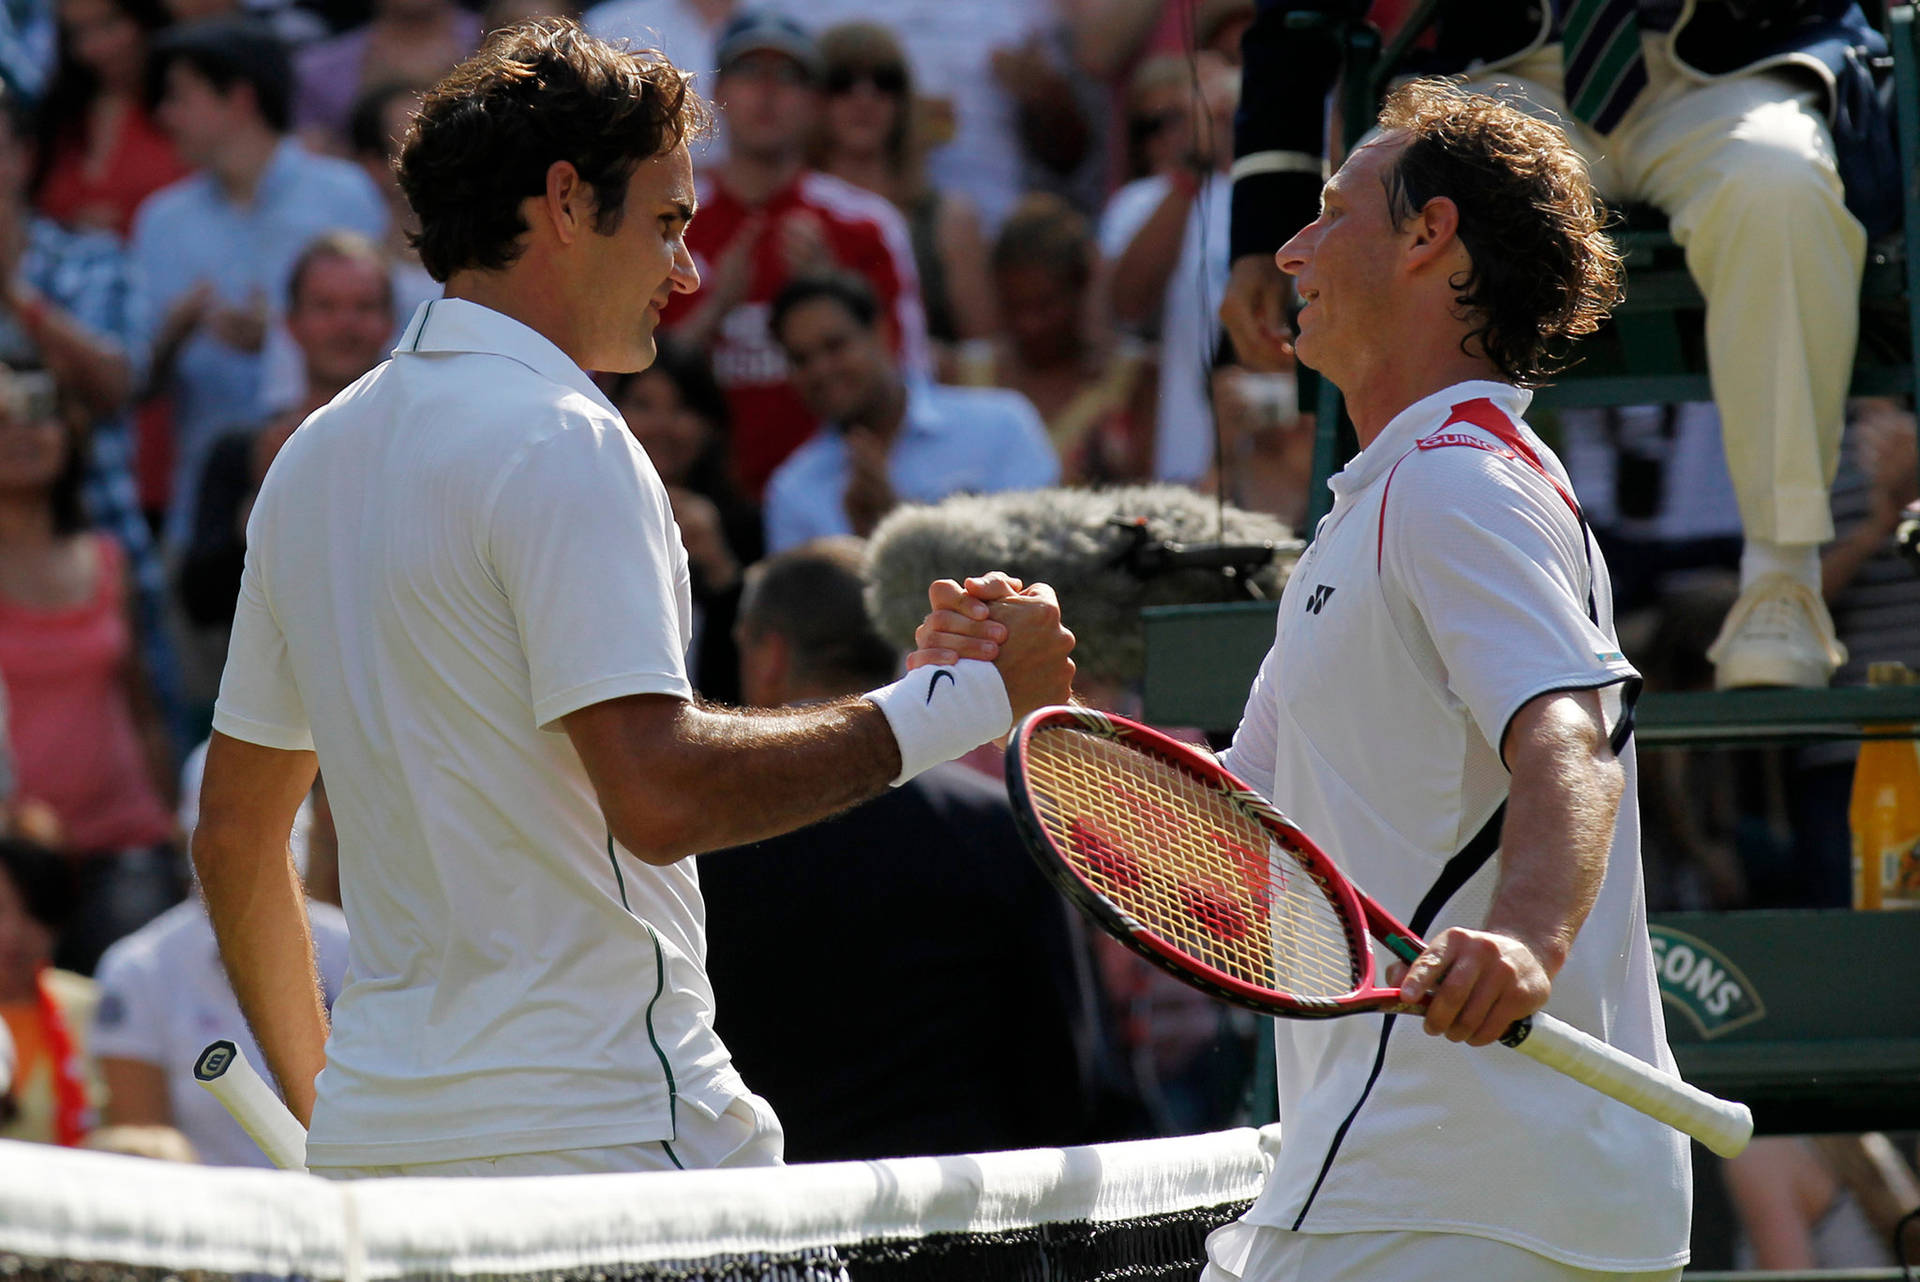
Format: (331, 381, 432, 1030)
(1504, 1013, 1753, 1158)
(194, 1040, 309, 1172)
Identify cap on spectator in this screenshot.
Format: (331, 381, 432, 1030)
(714, 9, 822, 80)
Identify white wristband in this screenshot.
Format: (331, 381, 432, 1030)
(865, 659, 1012, 786)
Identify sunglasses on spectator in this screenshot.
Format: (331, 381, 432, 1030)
(826, 65, 907, 96)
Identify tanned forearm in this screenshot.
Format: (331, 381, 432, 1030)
(1487, 690, 1622, 975)
(569, 694, 903, 865)
(191, 735, 328, 1125)
(196, 823, 329, 1124)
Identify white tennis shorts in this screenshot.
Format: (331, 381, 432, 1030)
(1200, 1224, 1684, 1282)
(310, 1091, 785, 1178)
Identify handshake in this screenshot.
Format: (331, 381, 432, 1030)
(908, 572, 1077, 723)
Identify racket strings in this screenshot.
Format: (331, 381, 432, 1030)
(1026, 729, 1362, 1000)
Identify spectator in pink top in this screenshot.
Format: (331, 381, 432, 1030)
(0, 366, 179, 976)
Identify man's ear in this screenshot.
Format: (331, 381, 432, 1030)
(1405, 194, 1463, 273)
(542, 160, 589, 245)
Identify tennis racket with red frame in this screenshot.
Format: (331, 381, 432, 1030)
(1005, 705, 1753, 1159)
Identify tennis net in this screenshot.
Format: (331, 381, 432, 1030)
(0, 1125, 1277, 1281)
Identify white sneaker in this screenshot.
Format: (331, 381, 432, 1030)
(1706, 572, 1847, 690)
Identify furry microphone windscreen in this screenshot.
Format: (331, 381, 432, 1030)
(864, 485, 1298, 686)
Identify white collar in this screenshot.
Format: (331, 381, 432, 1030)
(1327, 379, 1532, 499)
(394, 299, 618, 415)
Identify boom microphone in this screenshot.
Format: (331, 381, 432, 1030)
(865, 485, 1300, 686)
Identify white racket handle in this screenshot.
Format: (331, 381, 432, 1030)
(194, 1040, 309, 1171)
(1503, 1013, 1752, 1158)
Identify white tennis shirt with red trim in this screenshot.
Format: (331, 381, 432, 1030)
(213, 300, 748, 1167)
(1217, 380, 1690, 1271)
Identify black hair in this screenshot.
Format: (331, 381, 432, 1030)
(769, 270, 879, 347)
(148, 18, 295, 135)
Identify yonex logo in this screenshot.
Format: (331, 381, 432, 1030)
(925, 669, 955, 704)
(1303, 584, 1336, 615)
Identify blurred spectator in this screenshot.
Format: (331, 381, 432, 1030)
(1099, 47, 1233, 484)
(32, 0, 187, 238)
(134, 17, 385, 555)
(581, 0, 733, 165)
(80, 1121, 196, 1158)
(345, 81, 437, 328)
(1204, 355, 1308, 529)
(813, 22, 994, 380)
(1561, 403, 1746, 619)
(292, 0, 480, 152)
(768, 0, 1060, 234)
(701, 538, 1109, 1160)
(763, 271, 1055, 552)
(0, 83, 179, 743)
(1067, 0, 1255, 89)
(1065, 4, 1250, 199)
(663, 9, 928, 500)
(1786, 398, 1920, 905)
(0, 369, 181, 974)
(0, 835, 102, 1145)
(92, 739, 349, 1168)
(584, 0, 732, 78)
(967, 191, 1149, 484)
(0, 1016, 15, 1128)
(607, 335, 758, 703)
(177, 230, 391, 634)
(483, 0, 583, 30)
(1725, 1134, 1914, 1270)
(155, 0, 325, 45)
(0, 0, 60, 110)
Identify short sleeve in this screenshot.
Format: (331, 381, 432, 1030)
(1217, 637, 1282, 794)
(89, 941, 164, 1065)
(211, 546, 314, 751)
(486, 413, 693, 728)
(1382, 450, 1637, 762)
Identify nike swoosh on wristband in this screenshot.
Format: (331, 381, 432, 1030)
(925, 668, 956, 704)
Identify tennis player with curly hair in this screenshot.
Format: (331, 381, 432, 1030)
(189, 19, 1074, 1179)
(923, 79, 1690, 1280)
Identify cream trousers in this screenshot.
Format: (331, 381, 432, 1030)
(1469, 35, 1867, 545)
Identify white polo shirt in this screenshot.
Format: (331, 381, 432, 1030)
(213, 298, 747, 1167)
(91, 898, 352, 1168)
(1217, 381, 1690, 1271)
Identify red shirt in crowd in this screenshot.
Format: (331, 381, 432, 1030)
(0, 535, 173, 853)
(664, 168, 929, 499)
(35, 107, 190, 241)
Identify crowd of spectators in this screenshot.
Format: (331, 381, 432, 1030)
(0, 3, 1912, 1237)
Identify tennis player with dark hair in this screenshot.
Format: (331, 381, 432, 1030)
(923, 80, 1689, 1280)
(190, 18, 1074, 1179)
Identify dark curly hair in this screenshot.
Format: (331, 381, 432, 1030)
(1377, 79, 1622, 388)
(396, 18, 712, 283)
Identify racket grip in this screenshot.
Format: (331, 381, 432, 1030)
(194, 1040, 309, 1172)
(1503, 1013, 1753, 1159)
